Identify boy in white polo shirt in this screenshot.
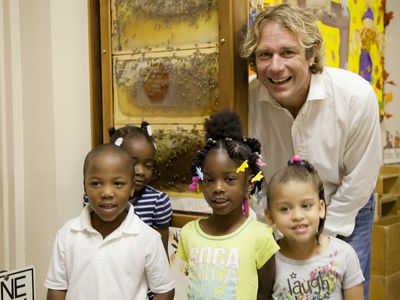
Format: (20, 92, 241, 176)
(45, 144, 174, 300)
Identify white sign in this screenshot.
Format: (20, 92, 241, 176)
(0, 266, 35, 300)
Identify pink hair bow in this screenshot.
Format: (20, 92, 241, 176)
(188, 176, 201, 192)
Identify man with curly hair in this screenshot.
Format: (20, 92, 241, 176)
(240, 4, 381, 300)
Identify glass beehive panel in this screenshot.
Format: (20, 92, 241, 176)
(151, 126, 205, 192)
(111, 0, 219, 53)
(113, 48, 219, 125)
(109, 0, 221, 194)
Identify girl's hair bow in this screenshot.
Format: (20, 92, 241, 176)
(188, 176, 201, 192)
(288, 154, 304, 166)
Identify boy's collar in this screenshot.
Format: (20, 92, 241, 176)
(72, 203, 141, 236)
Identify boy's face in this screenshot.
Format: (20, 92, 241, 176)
(122, 135, 155, 195)
(84, 150, 134, 224)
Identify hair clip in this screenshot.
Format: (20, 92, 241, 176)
(225, 137, 232, 141)
(188, 176, 201, 193)
(251, 171, 264, 183)
(288, 154, 304, 166)
(256, 158, 266, 167)
(114, 137, 123, 147)
(145, 124, 153, 137)
(108, 126, 116, 136)
(207, 138, 216, 144)
(236, 160, 249, 173)
(196, 166, 204, 181)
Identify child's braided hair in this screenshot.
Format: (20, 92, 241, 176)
(108, 121, 156, 152)
(191, 110, 264, 195)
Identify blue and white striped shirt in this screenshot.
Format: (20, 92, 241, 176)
(131, 185, 172, 229)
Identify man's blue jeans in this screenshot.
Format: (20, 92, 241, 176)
(337, 194, 375, 300)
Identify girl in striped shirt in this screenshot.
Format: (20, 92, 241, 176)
(108, 122, 172, 254)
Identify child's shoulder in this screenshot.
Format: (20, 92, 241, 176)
(55, 207, 89, 237)
(141, 185, 169, 198)
(245, 219, 277, 243)
(180, 219, 198, 231)
(126, 206, 160, 233)
(329, 236, 358, 255)
(245, 218, 274, 233)
(135, 215, 162, 237)
(60, 215, 81, 231)
(117, 207, 164, 246)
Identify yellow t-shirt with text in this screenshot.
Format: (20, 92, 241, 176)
(176, 217, 279, 300)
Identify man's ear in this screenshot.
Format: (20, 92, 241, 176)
(306, 45, 316, 66)
(264, 208, 275, 226)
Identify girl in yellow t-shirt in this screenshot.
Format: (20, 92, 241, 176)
(177, 110, 279, 300)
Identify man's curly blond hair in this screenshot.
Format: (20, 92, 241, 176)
(240, 4, 325, 74)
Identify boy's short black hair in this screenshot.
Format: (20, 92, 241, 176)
(83, 143, 135, 179)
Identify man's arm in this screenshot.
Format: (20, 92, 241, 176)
(47, 289, 67, 300)
(325, 88, 381, 236)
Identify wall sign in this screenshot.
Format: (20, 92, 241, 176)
(0, 266, 35, 300)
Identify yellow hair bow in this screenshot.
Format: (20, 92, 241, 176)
(251, 171, 264, 183)
(236, 160, 249, 173)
